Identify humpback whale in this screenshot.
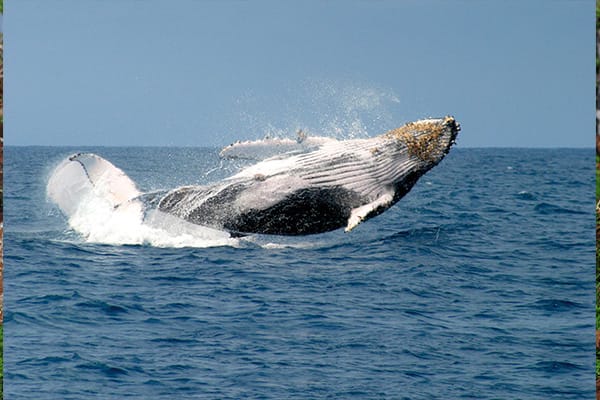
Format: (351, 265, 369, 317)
(47, 116, 459, 237)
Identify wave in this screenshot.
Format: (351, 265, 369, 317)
(533, 202, 586, 215)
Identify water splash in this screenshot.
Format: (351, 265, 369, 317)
(66, 194, 237, 248)
(234, 79, 401, 142)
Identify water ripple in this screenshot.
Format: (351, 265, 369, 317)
(4, 147, 594, 399)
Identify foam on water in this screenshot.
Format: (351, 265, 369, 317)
(67, 194, 237, 248)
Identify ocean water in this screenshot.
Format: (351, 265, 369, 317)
(4, 146, 595, 399)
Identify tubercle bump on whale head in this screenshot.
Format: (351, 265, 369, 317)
(383, 116, 460, 163)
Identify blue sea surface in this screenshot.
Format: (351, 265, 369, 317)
(4, 146, 595, 399)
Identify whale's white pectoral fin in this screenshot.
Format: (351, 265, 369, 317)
(219, 135, 337, 161)
(47, 153, 140, 218)
(345, 192, 394, 232)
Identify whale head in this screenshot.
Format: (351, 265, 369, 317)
(384, 116, 460, 167)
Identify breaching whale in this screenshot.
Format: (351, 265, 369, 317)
(47, 116, 459, 237)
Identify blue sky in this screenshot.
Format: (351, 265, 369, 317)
(6, 0, 593, 147)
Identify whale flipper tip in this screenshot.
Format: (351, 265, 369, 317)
(345, 192, 394, 232)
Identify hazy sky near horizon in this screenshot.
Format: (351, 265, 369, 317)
(7, 0, 593, 147)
